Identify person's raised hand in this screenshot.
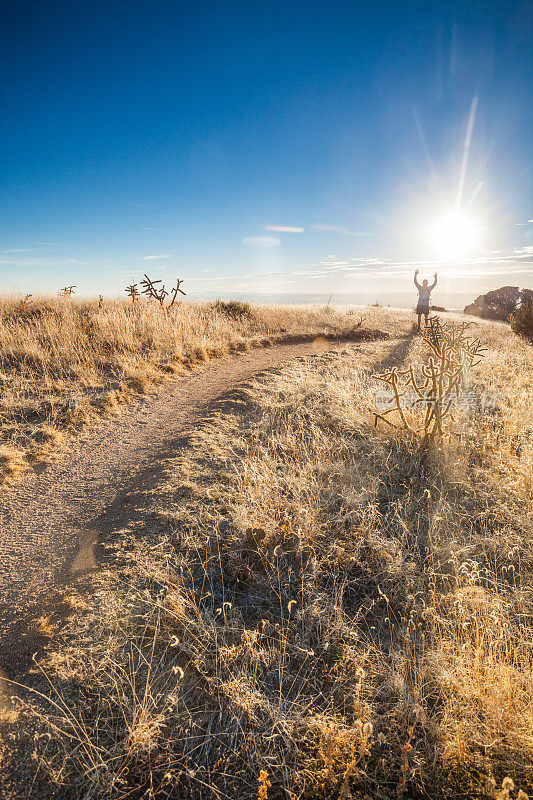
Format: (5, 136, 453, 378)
(415, 269, 419, 275)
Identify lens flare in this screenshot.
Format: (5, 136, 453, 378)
(430, 210, 480, 258)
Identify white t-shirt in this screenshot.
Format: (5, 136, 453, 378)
(418, 285, 432, 303)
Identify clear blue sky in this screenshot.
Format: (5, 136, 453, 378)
(1, 0, 531, 305)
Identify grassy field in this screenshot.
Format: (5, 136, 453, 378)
(2, 304, 532, 799)
(0, 296, 373, 485)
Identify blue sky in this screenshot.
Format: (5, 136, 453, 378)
(1, 0, 531, 305)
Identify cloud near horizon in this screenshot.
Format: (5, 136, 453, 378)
(186, 246, 533, 296)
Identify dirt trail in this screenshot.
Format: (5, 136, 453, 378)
(1, 339, 384, 663)
(0, 335, 407, 674)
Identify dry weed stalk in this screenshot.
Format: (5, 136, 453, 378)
(126, 280, 140, 304)
(15, 293, 32, 315)
(58, 285, 76, 297)
(169, 278, 186, 306)
(140, 273, 167, 305)
(373, 316, 486, 437)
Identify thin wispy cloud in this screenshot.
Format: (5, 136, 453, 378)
(311, 223, 374, 236)
(311, 224, 347, 232)
(33, 242, 86, 247)
(265, 225, 304, 233)
(141, 227, 178, 232)
(242, 236, 281, 248)
(142, 254, 173, 260)
(0, 257, 80, 268)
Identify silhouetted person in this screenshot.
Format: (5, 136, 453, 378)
(414, 270, 437, 331)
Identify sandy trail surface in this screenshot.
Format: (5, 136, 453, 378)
(1, 338, 376, 668)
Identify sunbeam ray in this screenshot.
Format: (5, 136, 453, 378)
(456, 95, 479, 210)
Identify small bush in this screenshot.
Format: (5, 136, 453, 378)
(213, 299, 253, 320)
(511, 297, 533, 339)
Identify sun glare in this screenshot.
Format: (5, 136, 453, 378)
(429, 209, 480, 259)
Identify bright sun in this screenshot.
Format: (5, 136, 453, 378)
(429, 210, 480, 259)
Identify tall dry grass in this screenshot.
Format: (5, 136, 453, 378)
(10, 311, 531, 799)
(0, 295, 393, 484)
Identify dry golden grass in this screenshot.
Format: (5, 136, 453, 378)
(0, 295, 390, 484)
(6, 307, 533, 800)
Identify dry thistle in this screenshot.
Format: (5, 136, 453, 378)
(58, 285, 76, 297)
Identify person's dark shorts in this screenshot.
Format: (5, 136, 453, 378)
(417, 303, 430, 316)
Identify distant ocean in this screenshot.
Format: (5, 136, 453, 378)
(189, 292, 475, 313)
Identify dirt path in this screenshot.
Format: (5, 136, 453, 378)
(0, 334, 410, 676)
(2, 338, 391, 667)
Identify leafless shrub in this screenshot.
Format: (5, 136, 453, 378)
(373, 316, 486, 437)
(126, 280, 140, 304)
(140, 273, 167, 305)
(169, 278, 186, 306)
(139, 274, 186, 307)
